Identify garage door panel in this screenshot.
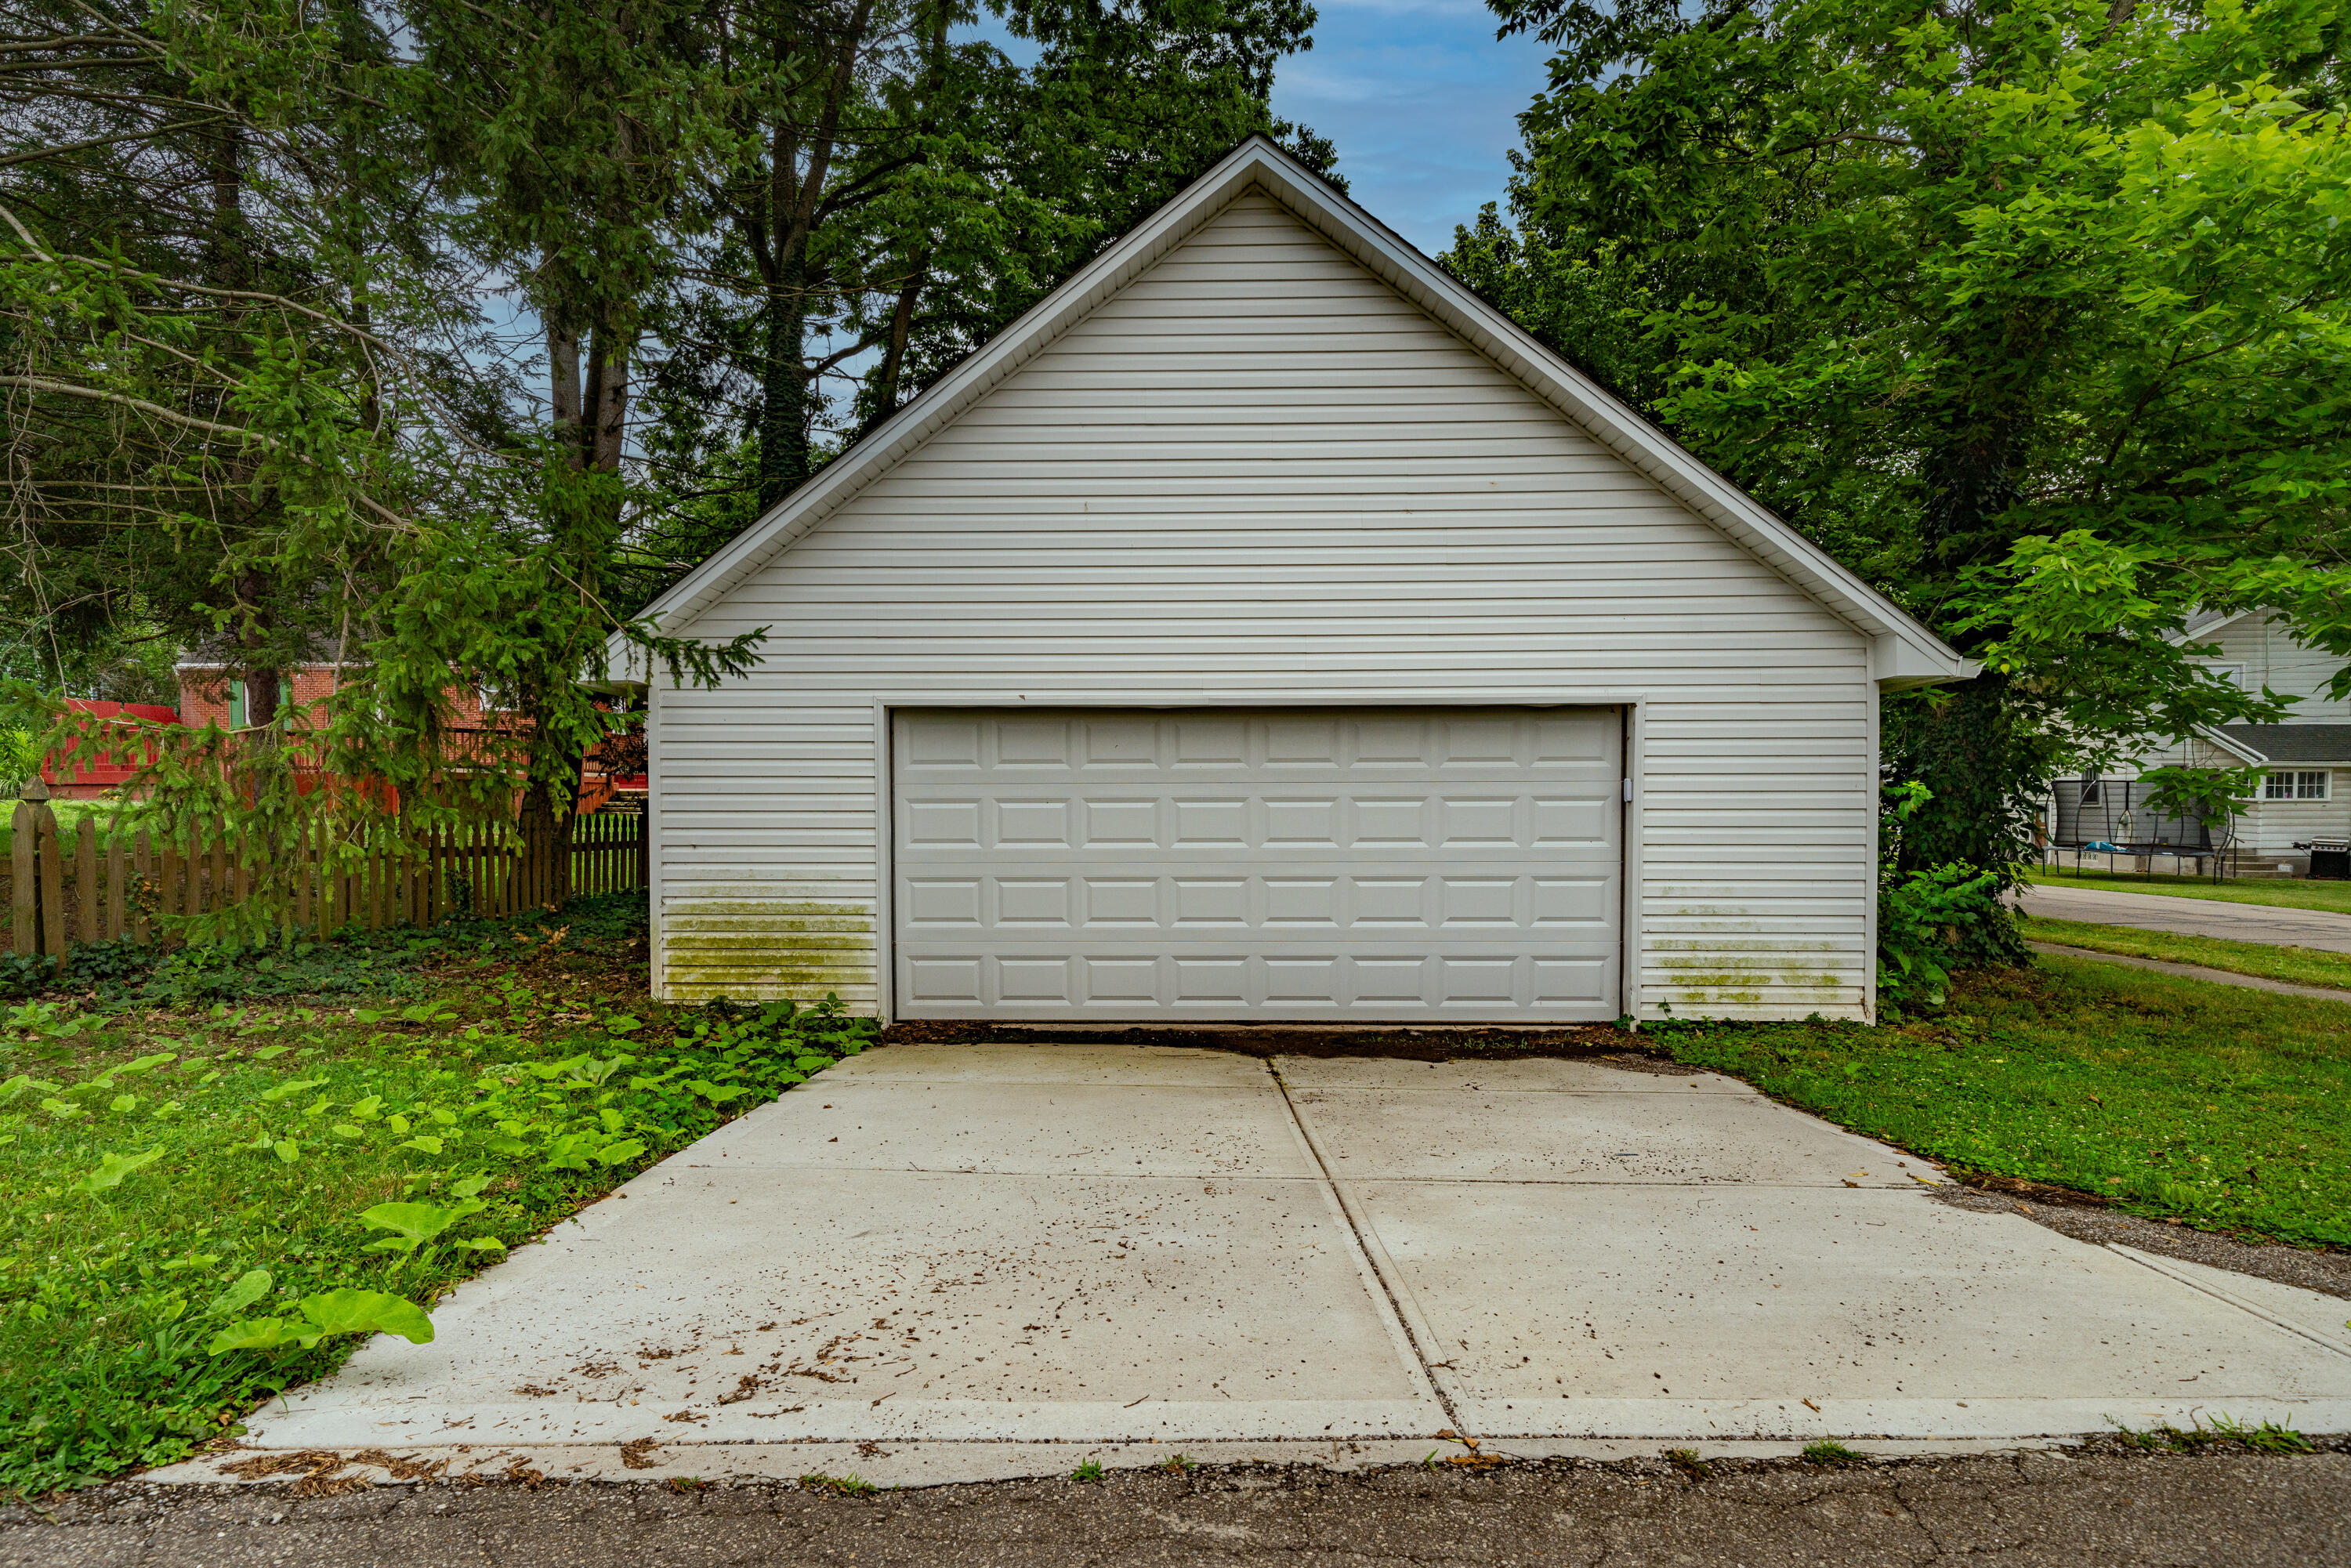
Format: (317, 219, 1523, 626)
(893, 708, 1621, 1019)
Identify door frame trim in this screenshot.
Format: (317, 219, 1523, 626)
(872, 691, 1648, 1025)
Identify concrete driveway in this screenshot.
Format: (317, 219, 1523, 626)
(2020, 883, 2351, 952)
(161, 1043, 2351, 1488)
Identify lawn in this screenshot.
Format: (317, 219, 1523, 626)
(2019, 914, 2351, 991)
(1654, 954, 2351, 1251)
(2028, 866, 2351, 914)
(0, 892, 874, 1497)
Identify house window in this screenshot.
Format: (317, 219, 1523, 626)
(2264, 770, 2329, 801)
(228, 679, 246, 730)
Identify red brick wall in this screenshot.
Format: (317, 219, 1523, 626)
(176, 666, 499, 730)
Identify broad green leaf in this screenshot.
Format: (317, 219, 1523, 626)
(296, 1288, 433, 1344)
(331, 1124, 364, 1139)
(593, 1139, 647, 1166)
(40, 1098, 83, 1120)
(359, 1197, 485, 1243)
(542, 1131, 596, 1171)
(114, 1052, 176, 1077)
(452, 1236, 506, 1254)
(448, 1173, 493, 1197)
(259, 1077, 325, 1103)
(400, 1135, 444, 1154)
(272, 1139, 299, 1164)
(204, 1268, 274, 1318)
(110, 1093, 137, 1114)
(685, 1078, 749, 1104)
(67, 1146, 164, 1194)
(206, 1316, 315, 1354)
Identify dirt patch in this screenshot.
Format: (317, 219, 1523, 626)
(1936, 1184, 2351, 1299)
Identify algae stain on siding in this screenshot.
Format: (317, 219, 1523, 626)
(661, 898, 877, 1004)
(1650, 941, 1853, 1012)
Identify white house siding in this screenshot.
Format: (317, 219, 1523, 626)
(2199, 614, 2351, 720)
(651, 189, 1876, 1021)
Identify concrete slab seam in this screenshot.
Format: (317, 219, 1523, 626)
(1266, 1059, 1463, 1433)
(2106, 1243, 2351, 1361)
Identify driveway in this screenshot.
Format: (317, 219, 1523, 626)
(2019, 883, 2351, 952)
(158, 1044, 2351, 1488)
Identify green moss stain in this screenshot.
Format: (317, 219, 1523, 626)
(661, 898, 875, 1005)
(1650, 941, 1856, 1014)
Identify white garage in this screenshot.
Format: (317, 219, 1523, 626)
(618, 138, 1972, 1023)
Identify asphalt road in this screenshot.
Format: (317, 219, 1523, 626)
(8, 1450, 2348, 1567)
(2017, 884, 2351, 953)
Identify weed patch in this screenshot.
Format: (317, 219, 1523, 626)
(1801, 1441, 1864, 1466)
(2113, 1416, 2315, 1454)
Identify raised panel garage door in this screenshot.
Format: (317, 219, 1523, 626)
(891, 707, 1622, 1020)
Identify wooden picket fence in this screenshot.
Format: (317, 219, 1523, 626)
(2, 780, 647, 962)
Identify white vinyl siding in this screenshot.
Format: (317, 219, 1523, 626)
(2201, 614, 2351, 719)
(651, 190, 1874, 1020)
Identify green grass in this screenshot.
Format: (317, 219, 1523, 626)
(0, 798, 132, 859)
(2020, 914, 2351, 991)
(2028, 866, 2351, 914)
(0, 892, 875, 1497)
(1655, 956, 2351, 1248)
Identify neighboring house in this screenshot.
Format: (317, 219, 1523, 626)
(38, 664, 647, 812)
(609, 137, 1974, 1024)
(2067, 609, 2351, 875)
(174, 662, 503, 732)
(39, 700, 183, 798)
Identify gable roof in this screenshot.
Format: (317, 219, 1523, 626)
(615, 137, 1972, 689)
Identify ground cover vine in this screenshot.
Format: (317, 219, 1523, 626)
(0, 891, 875, 1496)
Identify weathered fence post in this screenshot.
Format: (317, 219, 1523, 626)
(11, 780, 66, 965)
(10, 779, 46, 954)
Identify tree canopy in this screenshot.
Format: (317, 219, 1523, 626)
(1452, 0, 2351, 867)
(0, 0, 1326, 883)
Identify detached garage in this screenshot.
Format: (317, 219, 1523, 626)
(619, 138, 1971, 1023)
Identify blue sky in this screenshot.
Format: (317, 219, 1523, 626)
(1270, 0, 1556, 253)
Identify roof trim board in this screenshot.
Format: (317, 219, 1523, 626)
(614, 138, 1973, 688)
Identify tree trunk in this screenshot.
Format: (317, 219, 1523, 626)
(871, 248, 930, 421)
(549, 320, 585, 468)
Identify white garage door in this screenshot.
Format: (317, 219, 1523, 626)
(890, 707, 1623, 1021)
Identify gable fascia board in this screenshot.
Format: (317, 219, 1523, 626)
(2194, 725, 2268, 765)
(2171, 607, 2259, 646)
(614, 137, 1971, 686)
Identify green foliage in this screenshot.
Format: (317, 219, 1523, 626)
(2139, 764, 2262, 835)
(0, 900, 876, 1496)
(1467, 0, 2351, 811)
(1657, 954, 2351, 1248)
(1800, 1441, 1863, 1466)
(800, 1471, 878, 1496)
(205, 1289, 435, 1354)
(1878, 783, 2024, 1009)
(1070, 1458, 1105, 1482)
